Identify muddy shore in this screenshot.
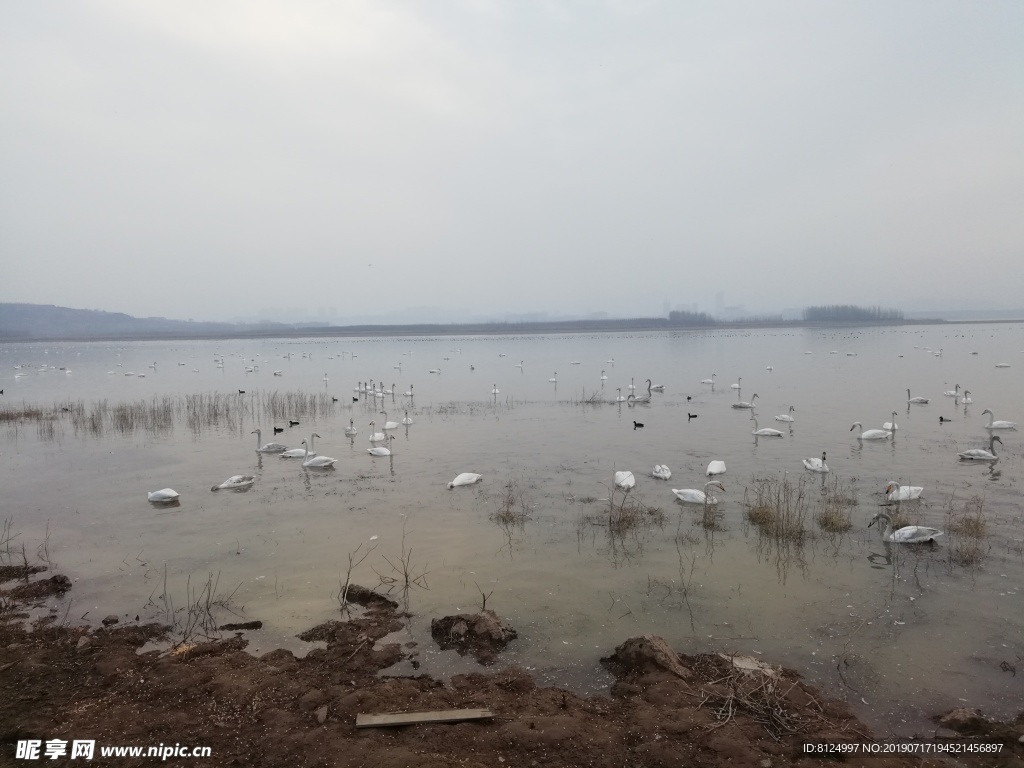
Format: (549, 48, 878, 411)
(2, 572, 1022, 767)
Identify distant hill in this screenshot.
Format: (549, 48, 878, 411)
(0, 302, 977, 342)
(0, 303, 294, 341)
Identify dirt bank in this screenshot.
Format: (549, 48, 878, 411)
(2, 578, 1021, 767)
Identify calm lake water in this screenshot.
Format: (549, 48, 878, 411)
(2, 324, 1022, 734)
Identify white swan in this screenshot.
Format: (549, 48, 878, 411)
(672, 480, 725, 505)
(907, 388, 930, 404)
(706, 461, 726, 476)
(884, 481, 923, 501)
(751, 416, 783, 437)
(515, 361, 524, 368)
(400, 410, 413, 425)
(252, 429, 287, 453)
(701, 373, 716, 385)
(147, 488, 180, 502)
(942, 384, 960, 397)
(960, 389, 973, 404)
(368, 434, 395, 457)
(448, 472, 483, 489)
(627, 392, 651, 405)
(731, 393, 759, 409)
(380, 411, 399, 430)
(628, 377, 636, 390)
(649, 379, 665, 391)
(652, 465, 672, 480)
(614, 388, 627, 402)
(548, 372, 558, 382)
(869, 512, 942, 543)
(280, 434, 318, 458)
(344, 419, 358, 437)
(301, 438, 336, 468)
(599, 370, 608, 380)
(982, 409, 1017, 429)
(491, 384, 500, 394)
(731, 377, 742, 389)
(404, 385, 414, 397)
(774, 406, 795, 422)
(850, 422, 891, 440)
(803, 452, 829, 473)
(368, 421, 385, 442)
(211, 475, 255, 491)
(882, 411, 899, 431)
(958, 434, 1002, 461)
(614, 470, 636, 490)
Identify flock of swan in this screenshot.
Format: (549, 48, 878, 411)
(136, 347, 1016, 552)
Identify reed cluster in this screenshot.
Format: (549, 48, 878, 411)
(744, 474, 809, 542)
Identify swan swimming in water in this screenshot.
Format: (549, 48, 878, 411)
(368, 434, 395, 457)
(960, 389, 973, 404)
(599, 370, 607, 380)
(280, 434, 318, 458)
(958, 434, 1002, 461)
(869, 511, 942, 543)
(345, 419, 358, 437)
(627, 391, 651, 406)
(672, 480, 725, 505)
(775, 406, 795, 422)
(448, 472, 483, 489)
(884, 481, 923, 501)
(147, 488, 180, 503)
(401, 410, 413, 425)
(652, 465, 672, 480)
(731, 377, 742, 389)
(701, 373, 716, 385)
(301, 439, 337, 468)
(850, 422, 891, 440)
(731, 393, 759, 409)
(614, 388, 627, 402)
(750, 416, 784, 437)
(943, 384, 960, 397)
(380, 411, 399, 430)
(982, 409, 1017, 429)
(211, 475, 255, 491)
(613, 471, 636, 491)
(882, 411, 899, 431)
(706, 460, 726, 476)
(803, 452, 829, 473)
(252, 429, 287, 453)
(368, 421, 386, 442)
(491, 384, 500, 394)
(907, 388, 930, 404)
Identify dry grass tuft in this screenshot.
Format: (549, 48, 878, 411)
(947, 494, 988, 567)
(814, 475, 858, 532)
(744, 475, 809, 542)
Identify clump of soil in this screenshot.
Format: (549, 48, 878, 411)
(2, 575, 1022, 768)
(430, 609, 518, 664)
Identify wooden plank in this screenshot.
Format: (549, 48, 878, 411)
(355, 708, 494, 728)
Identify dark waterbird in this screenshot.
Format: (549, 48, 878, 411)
(688, 413, 698, 420)
(633, 421, 644, 430)
(273, 426, 284, 434)
(289, 419, 300, 426)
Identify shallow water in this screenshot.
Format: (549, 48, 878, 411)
(2, 324, 1022, 734)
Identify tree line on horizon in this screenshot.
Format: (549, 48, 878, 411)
(801, 305, 903, 322)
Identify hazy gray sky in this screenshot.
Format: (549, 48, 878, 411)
(2, 1, 1022, 323)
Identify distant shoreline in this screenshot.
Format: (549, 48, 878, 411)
(3, 316, 1023, 343)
